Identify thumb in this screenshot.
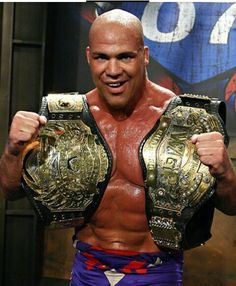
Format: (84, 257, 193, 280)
(191, 134, 199, 144)
(39, 115, 47, 125)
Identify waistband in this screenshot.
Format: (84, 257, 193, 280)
(73, 240, 183, 274)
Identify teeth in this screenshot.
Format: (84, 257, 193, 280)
(109, 83, 121, 87)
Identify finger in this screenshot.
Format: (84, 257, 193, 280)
(13, 112, 44, 130)
(195, 140, 224, 149)
(198, 154, 213, 166)
(10, 112, 44, 142)
(192, 131, 223, 143)
(199, 154, 225, 176)
(196, 146, 224, 157)
(16, 111, 42, 121)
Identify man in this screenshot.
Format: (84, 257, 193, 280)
(1, 9, 236, 286)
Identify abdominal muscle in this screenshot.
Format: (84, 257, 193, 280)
(76, 89, 168, 252)
(77, 173, 160, 252)
(77, 115, 160, 253)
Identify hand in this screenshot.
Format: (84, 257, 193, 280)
(7, 111, 47, 156)
(191, 131, 230, 178)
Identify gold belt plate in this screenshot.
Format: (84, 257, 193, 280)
(22, 119, 109, 226)
(142, 105, 222, 249)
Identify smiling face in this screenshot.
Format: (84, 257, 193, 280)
(86, 17, 149, 112)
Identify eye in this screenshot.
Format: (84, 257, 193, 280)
(118, 53, 136, 63)
(119, 54, 133, 62)
(93, 54, 108, 61)
(122, 56, 131, 62)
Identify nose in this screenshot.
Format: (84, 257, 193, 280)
(106, 59, 122, 77)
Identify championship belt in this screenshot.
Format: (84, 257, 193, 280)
(141, 94, 228, 250)
(22, 93, 112, 228)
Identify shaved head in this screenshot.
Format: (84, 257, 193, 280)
(86, 8, 149, 112)
(89, 9, 144, 47)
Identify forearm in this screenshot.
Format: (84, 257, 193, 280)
(0, 144, 25, 200)
(214, 161, 236, 215)
(0, 111, 47, 200)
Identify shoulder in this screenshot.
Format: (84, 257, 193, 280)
(146, 80, 176, 109)
(85, 88, 98, 105)
(85, 88, 109, 116)
(85, 88, 103, 110)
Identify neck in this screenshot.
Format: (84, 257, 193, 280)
(108, 109, 131, 121)
(86, 79, 152, 120)
(107, 80, 149, 120)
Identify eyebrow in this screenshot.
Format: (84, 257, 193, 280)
(91, 51, 139, 58)
(117, 52, 138, 59)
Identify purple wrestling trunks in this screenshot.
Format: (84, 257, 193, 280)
(70, 241, 183, 286)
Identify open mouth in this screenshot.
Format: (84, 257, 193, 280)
(107, 82, 125, 88)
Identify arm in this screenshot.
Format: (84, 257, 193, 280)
(0, 111, 47, 200)
(192, 131, 236, 215)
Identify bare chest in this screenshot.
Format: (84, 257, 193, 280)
(95, 113, 158, 185)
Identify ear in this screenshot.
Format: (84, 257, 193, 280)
(86, 46, 91, 65)
(144, 46, 149, 66)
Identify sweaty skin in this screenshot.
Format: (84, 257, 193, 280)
(0, 9, 236, 254)
(77, 11, 174, 251)
(77, 10, 236, 250)
(78, 83, 173, 252)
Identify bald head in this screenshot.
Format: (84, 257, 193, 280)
(89, 9, 144, 47)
